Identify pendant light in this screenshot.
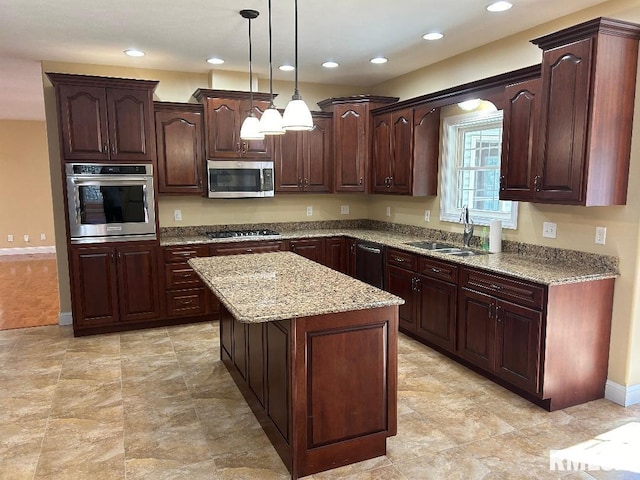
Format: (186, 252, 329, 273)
(282, 0, 313, 131)
(239, 9, 264, 141)
(259, 0, 285, 135)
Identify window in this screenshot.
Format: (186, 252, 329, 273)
(440, 110, 517, 228)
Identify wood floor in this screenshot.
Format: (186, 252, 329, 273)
(0, 254, 59, 330)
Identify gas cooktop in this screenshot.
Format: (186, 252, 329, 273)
(205, 229, 280, 239)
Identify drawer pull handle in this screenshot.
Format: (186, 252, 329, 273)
(489, 283, 502, 290)
(179, 299, 194, 305)
(432, 267, 441, 274)
(176, 252, 193, 257)
(179, 273, 192, 278)
(246, 248, 253, 253)
(393, 257, 405, 262)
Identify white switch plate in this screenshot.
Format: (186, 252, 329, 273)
(174, 210, 182, 221)
(306, 206, 313, 216)
(595, 226, 607, 245)
(386, 206, 391, 217)
(340, 205, 349, 215)
(7, 234, 13, 242)
(424, 210, 430, 222)
(23, 234, 29, 242)
(542, 222, 557, 239)
(40, 233, 46, 241)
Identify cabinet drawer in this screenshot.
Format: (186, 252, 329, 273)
(387, 248, 417, 271)
(418, 256, 458, 283)
(461, 268, 545, 310)
(211, 241, 283, 256)
(163, 245, 209, 263)
(165, 263, 203, 289)
(165, 288, 208, 317)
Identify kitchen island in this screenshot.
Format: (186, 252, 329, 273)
(189, 252, 404, 479)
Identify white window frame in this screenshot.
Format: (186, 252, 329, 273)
(439, 110, 518, 229)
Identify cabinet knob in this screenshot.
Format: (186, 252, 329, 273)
(359, 177, 363, 185)
(304, 178, 309, 186)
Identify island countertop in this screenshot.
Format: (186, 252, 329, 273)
(189, 251, 405, 323)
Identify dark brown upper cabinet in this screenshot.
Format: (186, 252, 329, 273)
(193, 89, 273, 160)
(274, 113, 333, 193)
(47, 73, 158, 162)
(499, 78, 541, 202)
(154, 102, 205, 195)
(372, 106, 439, 196)
(318, 96, 398, 193)
(529, 17, 640, 206)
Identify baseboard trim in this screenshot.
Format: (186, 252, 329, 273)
(0, 246, 56, 256)
(58, 311, 73, 326)
(605, 380, 640, 407)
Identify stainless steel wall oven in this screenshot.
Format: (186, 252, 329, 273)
(65, 163, 156, 243)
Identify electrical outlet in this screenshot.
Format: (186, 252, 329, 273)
(542, 222, 557, 239)
(40, 233, 46, 241)
(595, 226, 607, 245)
(23, 234, 29, 242)
(340, 205, 350, 215)
(7, 234, 13, 242)
(306, 206, 313, 216)
(424, 210, 431, 222)
(174, 210, 182, 221)
(386, 206, 391, 217)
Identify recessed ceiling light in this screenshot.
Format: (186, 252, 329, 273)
(279, 64, 295, 72)
(206, 57, 225, 65)
(124, 49, 145, 57)
(370, 57, 388, 64)
(422, 32, 444, 41)
(322, 61, 339, 68)
(486, 1, 513, 12)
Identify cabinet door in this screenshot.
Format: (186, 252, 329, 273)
(345, 238, 357, 277)
(413, 105, 439, 196)
(290, 238, 325, 264)
(494, 300, 542, 393)
(106, 88, 155, 161)
(457, 288, 495, 371)
(239, 101, 273, 158)
(204, 97, 241, 158)
(155, 109, 204, 194)
(57, 84, 110, 161)
(371, 114, 393, 193)
(266, 321, 291, 442)
(70, 246, 118, 326)
(416, 275, 456, 352)
(386, 265, 417, 334)
(247, 323, 266, 406)
(233, 321, 248, 379)
(500, 79, 540, 201)
(535, 38, 592, 203)
(334, 105, 367, 192)
(389, 109, 414, 194)
(117, 244, 161, 322)
(275, 131, 304, 192)
(303, 116, 333, 192)
(324, 237, 346, 273)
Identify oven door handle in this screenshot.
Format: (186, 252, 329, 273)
(68, 176, 151, 184)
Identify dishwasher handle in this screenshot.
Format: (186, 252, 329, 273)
(357, 244, 382, 254)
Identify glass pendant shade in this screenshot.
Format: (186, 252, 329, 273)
(282, 97, 313, 131)
(240, 114, 264, 140)
(259, 106, 285, 135)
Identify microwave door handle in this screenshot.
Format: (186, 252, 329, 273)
(260, 169, 265, 192)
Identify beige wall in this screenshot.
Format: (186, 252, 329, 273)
(41, 0, 640, 390)
(0, 120, 55, 250)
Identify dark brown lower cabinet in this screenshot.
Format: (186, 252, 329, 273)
(289, 238, 325, 264)
(70, 242, 161, 333)
(219, 304, 398, 479)
(323, 236, 347, 273)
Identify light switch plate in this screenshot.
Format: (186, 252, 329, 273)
(174, 210, 182, 221)
(386, 206, 391, 217)
(340, 205, 349, 215)
(542, 222, 557, 239)
(424, 210, 430, 222)
(595, 226, 607, 245)
(306, 206, 313, 216)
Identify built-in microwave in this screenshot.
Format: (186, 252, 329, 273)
(65, 163, 156, 243)
(207, 160, 274, 198)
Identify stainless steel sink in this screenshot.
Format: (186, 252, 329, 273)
(405, 241, 456, 250)
(445, 249, 489, 257)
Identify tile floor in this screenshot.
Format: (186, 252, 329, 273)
(1, 322, 639, 479)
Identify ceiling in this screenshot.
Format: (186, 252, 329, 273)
(0, 0, 608, 120)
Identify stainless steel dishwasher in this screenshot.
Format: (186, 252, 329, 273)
(355, 241, 385, 289)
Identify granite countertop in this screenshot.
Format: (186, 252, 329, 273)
(164, 228, 618, 286)
(188, 252, 404, 323)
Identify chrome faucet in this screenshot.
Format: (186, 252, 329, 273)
(460, 205, 474, 247)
